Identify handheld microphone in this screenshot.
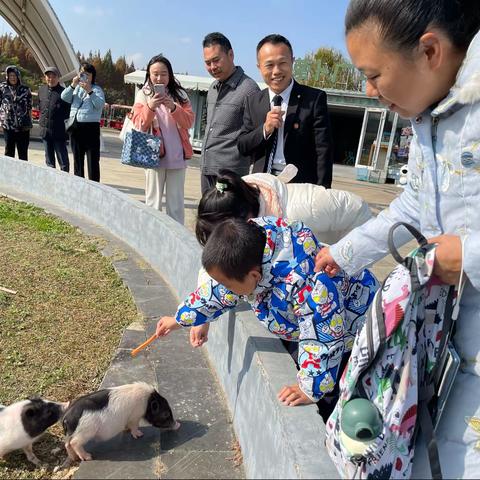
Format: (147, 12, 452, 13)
(271, 95, 283, 132)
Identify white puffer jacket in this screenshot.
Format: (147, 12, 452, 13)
(196, 165, 372, 286)
(243, 165, 372, 245)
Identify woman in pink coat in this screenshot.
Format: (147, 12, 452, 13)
(132, 55, 194, 224)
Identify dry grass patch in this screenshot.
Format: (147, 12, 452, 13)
(0, 196, 141, 478)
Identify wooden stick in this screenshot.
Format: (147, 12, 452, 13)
(0, 286, 17, 295)
(131, 334, 157, 357)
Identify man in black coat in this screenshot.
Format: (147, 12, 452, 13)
(38, 66, 70, 172)
(238, 34, 333, 187)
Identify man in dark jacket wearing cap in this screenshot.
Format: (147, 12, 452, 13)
(38, 66, 70, 171)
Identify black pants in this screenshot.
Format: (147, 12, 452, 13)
(281, 339, 350, 423)
(69, 122, 100, 182)
(4, 129, 29, 160)
(43, 137, 69, 172)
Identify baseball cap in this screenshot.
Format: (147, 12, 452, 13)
(44, 66, 60, 76)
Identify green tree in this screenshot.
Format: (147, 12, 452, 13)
(1, 34, 136, 104)
(294, 47, 364, 92)
(0, 34, 43, 90)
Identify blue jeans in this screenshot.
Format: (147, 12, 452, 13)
(43, 138, 69, 172)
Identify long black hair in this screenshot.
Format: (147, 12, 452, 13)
(144, 54, 187, 104)
(195, 170, 260, 246)
(345, 0, 480, 53)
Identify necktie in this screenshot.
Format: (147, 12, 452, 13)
(266, 94, 283, 174)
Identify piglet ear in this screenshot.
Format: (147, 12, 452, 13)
(24, 406, 35, 418)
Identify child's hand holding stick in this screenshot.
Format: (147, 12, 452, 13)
(131, 316, 180, 357)
(156, 316, 181, 337)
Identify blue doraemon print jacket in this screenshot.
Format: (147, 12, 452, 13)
(175, 217, 378, 401)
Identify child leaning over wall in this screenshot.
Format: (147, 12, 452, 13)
(155, 217, 378, 418)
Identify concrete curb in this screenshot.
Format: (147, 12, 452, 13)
(0, 156, 339, 479)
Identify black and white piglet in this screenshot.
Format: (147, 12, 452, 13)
(61, 382, 179, 462)
(0, 398, 68, 465)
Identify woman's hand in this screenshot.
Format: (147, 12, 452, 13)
(314, 246, 341, 276)
(71, 75, 80, 87)
(147, 93, 163, 111)
(278, 384, 314, 407)
(155, 316, 181, 337)
(190, 324, 209, 347)
(160, 95, 176, 112)
(427, 234, 463, 285)
(80, 80, 92, 93)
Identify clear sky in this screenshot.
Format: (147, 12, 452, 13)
(0, 0, 351, 82)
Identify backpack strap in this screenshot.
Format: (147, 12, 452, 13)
(387, 222, 428, 264)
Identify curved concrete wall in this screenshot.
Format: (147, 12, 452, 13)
(0, 156, 338, 479)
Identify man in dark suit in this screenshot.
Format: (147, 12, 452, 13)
(238, 34, 333, 187)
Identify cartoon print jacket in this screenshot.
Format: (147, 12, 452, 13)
(0, 66, 32, 131)
(175, 217, 378, 401)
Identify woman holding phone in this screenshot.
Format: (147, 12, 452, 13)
(62, 63, 105, 182)
(132, 54, 194, 224)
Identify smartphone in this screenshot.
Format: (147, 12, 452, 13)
(433, 342, 461, 431)
(79, 72, 88, 82)
(153, 84, 165, 96)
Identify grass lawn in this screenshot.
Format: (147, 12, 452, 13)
(0, 196, 140, 478)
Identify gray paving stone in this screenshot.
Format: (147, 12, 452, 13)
(74, 427, 161, 480)
(99, 349, 156, 389)
(119, 328, 147, 350)
(161, 418, 234, 452)
(159, 450, 243, 479)
(113, 263, 166, 288)
(147, 338, 210, 370)
(135, 294, 179, 319)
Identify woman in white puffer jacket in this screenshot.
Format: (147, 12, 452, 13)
(190, 165, 372, 347)
(195, 164, 372, 247)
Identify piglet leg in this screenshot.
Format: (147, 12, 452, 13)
(65, 441, 79, 461)
(23, 444, 42, 466)
(69, 438, 92, 461)
(127, 420, 144, 439)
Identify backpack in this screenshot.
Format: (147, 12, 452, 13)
(325, 222, 461, 479)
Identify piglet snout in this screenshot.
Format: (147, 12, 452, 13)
(171, 421, 181, 431)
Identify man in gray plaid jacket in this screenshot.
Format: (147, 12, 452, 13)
(201, 32, 260, 193)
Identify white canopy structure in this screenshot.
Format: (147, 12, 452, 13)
(124, 70, 267, 91)
(124, 70, 216, 91)
(0, 0, 79, 81)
